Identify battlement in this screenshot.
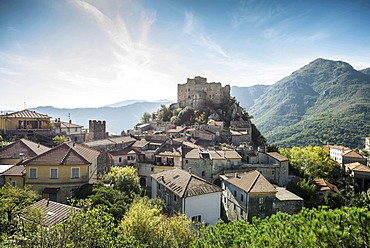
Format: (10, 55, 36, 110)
(86, 120, 108, 142)
(177, 76, 230, 110)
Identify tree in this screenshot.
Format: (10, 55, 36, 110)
(0, 184, 39, 239)
(119, 198, 199, 248)
(279, 146, 341, 184)
(191, 207, 370, 248)
(141, 112, 152, 123)
(105, 166, 141, 196)
(52, 135, 69, 145)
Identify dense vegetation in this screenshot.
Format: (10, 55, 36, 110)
(192, 207, 370, 248)
(245, 58, 370, 148)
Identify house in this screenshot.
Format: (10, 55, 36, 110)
(108, 147, 141, 166)
(312, 178, 340, 199)
(344, 162, 370, 191)
(52, 119, 85, 144)
(21, 198, 81, 227)
(274, 187, 303, 215)
(365, 137, 370, 152)
(328, 145, 367, 168)
(220, 170, 277, 222)
(0, 164, 26, 188)
(0, 164, 14, 186)
(82, 136, 137, 173)
(0, 138, 50, 165)
(21, 142, 100, 203)
(0, 109, 52, 137)
(151, 168, 223, 225)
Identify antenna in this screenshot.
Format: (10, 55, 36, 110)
(24, 102, 26, 109)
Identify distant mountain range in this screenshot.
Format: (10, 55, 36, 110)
(29, 58, 370, 148)
(239, 58, 370, 148)
(31, 100, 172, 135)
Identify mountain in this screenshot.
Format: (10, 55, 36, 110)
(104, 99, 173, 108)
(231, 85, 270, 110)
(31, 100, 172, 135)
(245, 58, 370, 148)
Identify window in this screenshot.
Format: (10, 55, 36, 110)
(71, 167, 80, 178)
(89, 165, 92, 174)
(259, 197, 264, 204)
(49, 193, 57, 202)
(165, 194, 170, 206)
(241, 194, 244, 202)
(272, 170, 275, 175)
(218, 160, 222, 166)
(167, 157, 174, 164)
(233, 160, 238, 166)
(191, 215, 201, 223)
(119, 157, 122, 163)
(174, 194, 177, 203)
(234, 190, 237, 197)
(185, 160, 188, 164)
(29, 168, 37, 179)
(67, 128, 70, 132)
(75, 128, 78, 132)
(158, 182, 161, 190)
(202, 171, 205, 176)
(11, 181, 17, 187)
(50, 168, 58, 179)
(127, 155, 135, 161)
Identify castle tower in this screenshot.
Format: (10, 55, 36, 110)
(85, 120, 109, 142)
(177, 76, 230, 110)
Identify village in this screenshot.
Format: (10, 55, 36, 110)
(0, 76, 370, 237)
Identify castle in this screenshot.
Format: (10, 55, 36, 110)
(177, 76, 230, 110)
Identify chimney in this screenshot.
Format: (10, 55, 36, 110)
(19, 153, 24, 162)
(188, 167, 192, 174)
(161, 175, 165, 182)
(69, 120, 72, 124)
(46, 198, 50, 207)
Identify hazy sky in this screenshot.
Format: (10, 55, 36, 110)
(1, 0, 370, 110)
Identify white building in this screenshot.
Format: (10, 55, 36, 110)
(151, 168, 223, 225)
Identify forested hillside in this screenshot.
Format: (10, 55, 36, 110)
(243, 58, 370, 148)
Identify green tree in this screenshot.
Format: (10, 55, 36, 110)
(141, 112, 152, 123)
(287, 179, 320, 208)
(119, 198, 199, 248)
(279, 146, 341, 183)
(52, 135, 69, 145)
(106, 166, 141, 196)
(0, 184, 39, 239)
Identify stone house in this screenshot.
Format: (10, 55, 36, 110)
(151, 168, 223, 225)
(85, 120, 108, 142)
(21, 142, 99, 203)
(220, 170, 277, 222)
(344, 162, 370, 191)
(274, 187, 303, 215)
(0, 138, 50, 165)
(82, 136, 137, 173)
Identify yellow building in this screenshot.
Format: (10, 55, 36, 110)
(0, 109, 51, 136)
(21, 142, 100, 203)
(1, 165, 26, 188)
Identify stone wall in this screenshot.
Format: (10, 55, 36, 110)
(177, 76, 230, 110)
(86, 120, 108, 142)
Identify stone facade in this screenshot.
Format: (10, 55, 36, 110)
(85, 120, 108, 142)
(177, 76, 230, 110)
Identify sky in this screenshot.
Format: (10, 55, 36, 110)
(1, 0, 370, 110)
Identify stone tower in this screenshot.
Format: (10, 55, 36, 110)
(177, 76, 230, 110)
(85, 120, 109, 142)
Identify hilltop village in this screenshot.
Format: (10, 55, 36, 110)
(1, 76, 370, 246)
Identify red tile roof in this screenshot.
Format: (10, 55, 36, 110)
(345, 162, 370, 173)
(312, 179, 340, 194)
(225, 170, 277, 193)
(0, 138, 50, 160)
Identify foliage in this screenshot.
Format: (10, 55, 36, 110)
(17, 205, 140, 248)
(286, 179, 320, 208)
(0, 184, 39, 240)
(191, 207, 370, 248)
(52, 135, 69, 145)
(119, 198, 200, 248)
(344, 191, 370, 210)
(105, 166, 141, 196)
(141, 112, 152, 123)
(278, 146, 341, 184)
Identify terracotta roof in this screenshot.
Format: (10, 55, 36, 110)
(131, 140, 149, 148)
(166, 126, 187, 133)
(342, 150, 364, 158)
(21, 142, 99, 166)
(329, 145, 351, 151)
(312, 179, 340, 194)
(266, 152, 288, 162)
(22, 199, 81, 226)
(152, 168, 222, 198)
(0, 138, 50, 160)
(225, 170, 277, 194)
(183, 148, 201, 159)
(345, 162, 370, 173)
(1, 109, 50, 119)
(1, 164, 26, 176)
(108, 147, 140, 156)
